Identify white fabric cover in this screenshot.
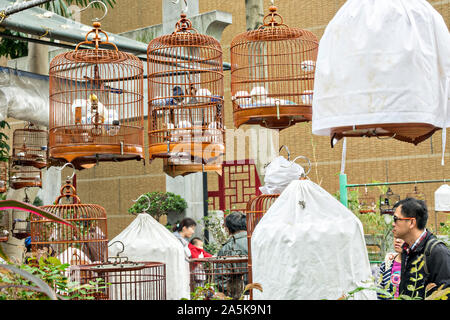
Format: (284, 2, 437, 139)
(252, 180, 376, 300)
(435, 184, 450, 212)
(312, 0, 450, 136)
(108, 213, 190, 300)
(259, 156, 305, 194)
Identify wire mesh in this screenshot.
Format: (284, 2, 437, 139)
(147, 13, 225, 165)
(48, 22, 144, 170)
(230, 5, 318, 130)
(30, 180, 108, 265)
(71, 261, 166, 300)
(189, 255, 249, 300)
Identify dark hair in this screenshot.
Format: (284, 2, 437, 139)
(393, 198, 428, 230)
(190, 237, 203, 246)
(224, 212, 247, 234)
(172, 217, 197, 232)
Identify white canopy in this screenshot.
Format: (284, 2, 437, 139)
(108, 213, 190, 300)
(251, 179, 376, 300)
(312, 0, 450, 135)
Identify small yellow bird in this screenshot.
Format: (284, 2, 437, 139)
(89, 93, 98, 102)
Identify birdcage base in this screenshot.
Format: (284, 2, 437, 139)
(12, 231, 30, 240)
(233, 106, 311, 130)
(50, 144, 144, 170)
(163, 160, 222, 178)
(10, 182, 42, 189)
(0, 187, 6, 193)
(149, 142, 224, 162)
(0, 236, 8, 242)
(12, 157, 47, 169)
(331, 123, 439, 147)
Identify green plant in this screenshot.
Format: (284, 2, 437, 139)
(200, 211, 228, 255)
(32, 196, 43, 207)
(184, 282, 262, 301)
(128, 192, 187, 221)
(0, 120, 10, 163)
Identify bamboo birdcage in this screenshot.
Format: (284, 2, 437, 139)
(12, 123, 48, 169)
(0, 161, 7, 193)
(379, 187, 401, 215)
(163, 157, 222, 177)
(406, 185, 427, 204)
(147, 13, 225, 165)
(245, 194, 278, 300)
(48, 22, 144, 170)
(230, 5, 318, 130)
(30, 179, 108, 265)
(9, 161, 42, 189)
(359, 191, 377, 214)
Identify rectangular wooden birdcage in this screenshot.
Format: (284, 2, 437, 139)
(12, 124, 48, 169)
(30, 180, 108, 265)
(189, 255, 249, 300)
(71, 260, 166, 300)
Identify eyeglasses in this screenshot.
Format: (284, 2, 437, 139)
(393, 215, 415, 224)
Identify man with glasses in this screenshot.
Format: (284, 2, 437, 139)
(391, 198, 450, 299)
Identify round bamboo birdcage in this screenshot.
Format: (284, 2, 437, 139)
(162, 156, 222, 177)
(0, 161, 7, 193)
(379, 187, 400, 215)
(9, 161, 42, 189)
(12, 123, 48, 169)
(245, 194, 278, 300)
(48, 22, 144, 170)
(358, 191, 377, 214)
(230, 5, 318, 130)
(406, 185, 427, 204)
(147, 13, 225, 164)
(30, 179, 108, 264)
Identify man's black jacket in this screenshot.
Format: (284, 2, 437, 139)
(400, 231, 450, 299)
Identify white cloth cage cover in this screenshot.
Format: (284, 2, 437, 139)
(251, 180, 376, 300)
(435, 184, 450, 212)
(108, 213, 190, 300)
(312, 0, 450, 143)
(259, 156, 304, 195)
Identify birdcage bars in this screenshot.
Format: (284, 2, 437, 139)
(48, 22, 144, 170)
(379, 187, 401, 215)
(72, 260, 166, 300)
(12, 123, 48, 169)
(189, 255, 249, 300)
(30, 179, 108, 265)
(147, 13, 225, 164)
(245, 194, 278, 300)
(9, 162, 42, 189)
(0, 161, 7, 193)
(230, 5, 318, 130)
(358, 191, 377, 214)
(406, 185, 427, 204)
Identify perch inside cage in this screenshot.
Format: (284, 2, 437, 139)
(230, 5, 318, 130)
(9, 162, 42, 189)
(0, 161, 7, 193)
(31, 173, 108, 265)
(48, 22, 144, 170)
(12, 123, 48, 169)
(189, 255, 249, 300)
(147, 13, 225, 164)
(379, 187, 400, 215)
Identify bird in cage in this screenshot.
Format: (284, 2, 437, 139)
(172, 86, 185, 104)
(232, 91, 251, 108)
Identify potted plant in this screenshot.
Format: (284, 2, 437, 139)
(128, 191, 188, 225)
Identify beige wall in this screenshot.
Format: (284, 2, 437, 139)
(1, 0, 449, 238)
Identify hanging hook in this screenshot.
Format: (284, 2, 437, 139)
(56, 163, 76, 181)
(132, 194, 151, 214)
(279, 145, 290, 161)
(172, 0, 188, 14)
(79, 0, 108, 22)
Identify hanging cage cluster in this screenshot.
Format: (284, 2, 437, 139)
(31, 179, 108, 265)
(147, 13, 225, 169)
(230, 5, 318, 130)
(48, 22, 145, 170)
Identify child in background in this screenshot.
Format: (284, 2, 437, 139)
(188, 237, 212, 259)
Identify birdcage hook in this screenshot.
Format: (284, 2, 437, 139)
(79, 0, 108, 22)
(56, 162, 76, 181)
(172, 0, 188, 14)
(132, 194, 151, 214)
(279, 145, 290, 161)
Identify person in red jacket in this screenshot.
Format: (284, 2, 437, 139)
(188, 237, 212, 259)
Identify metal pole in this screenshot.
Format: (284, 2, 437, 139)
(203, 171, 209, 242)
(347, 179, 450, 188)
(1, 0, 54, 17)
(339, 173, 348, 207)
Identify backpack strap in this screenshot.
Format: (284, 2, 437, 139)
(423, 239, 446, 275)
